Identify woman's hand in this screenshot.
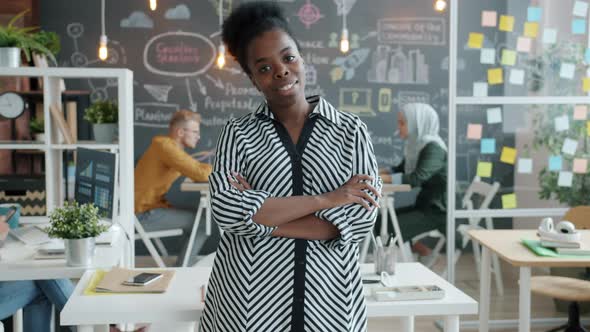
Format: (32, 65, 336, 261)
(321, 174, 381, 211)
(228, 171, 251, 192)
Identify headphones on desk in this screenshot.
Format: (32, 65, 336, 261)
(537, 217, 581, 242)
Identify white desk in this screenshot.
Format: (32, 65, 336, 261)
(179, 180, 212, 267)
(60, 262, 476, 332)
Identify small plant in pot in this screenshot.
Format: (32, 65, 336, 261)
(84, 100, 118, 143)
(45, 201, 109, 267)
(29, 117, 44, 141)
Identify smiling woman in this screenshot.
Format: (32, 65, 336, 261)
(199, 2, 383, 332)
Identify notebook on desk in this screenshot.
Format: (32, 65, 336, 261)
(91, 267, 175, 294)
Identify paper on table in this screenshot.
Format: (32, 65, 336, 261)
(562, 138, 578, 155)
(517, 37, 532, 53)
(500, 147, 517, 165)
(467, 124, 482, 140)
(560, 63, 576, 79)
(573, 1, 589, 17)
(573, 19, 586, 34)
(468, 33, 484, 49)
(473, 82, 488, 97)
(509, 69, 525, 85)
(517, 158, 533, 174)
(549, 155, 563, 171)
(574, 105, 587, 120)
(524, 22, 539, 38)
(482, 11, 497, 27)
(543, 28, 557, 44)
(554, 115, 570, 131)
(477, 161, 493, 178)
(527, 7, 542, 21)
(481, 138, 496, 154)
(558, 171, 574, 187)
(487, 107, 502, 124)
(573, 158, 588, 174)
(501, 50, 517, 66)
(502, 193, 517, 209)
(499, 15, 515, 31)
(480, 48, 495, 64)
(487, 68, 503, 85)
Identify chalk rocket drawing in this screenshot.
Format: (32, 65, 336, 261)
(331, 48, 370, 81)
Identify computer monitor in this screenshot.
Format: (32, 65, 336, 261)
(74, 148, 118, 220)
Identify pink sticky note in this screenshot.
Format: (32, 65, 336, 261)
(467, 124, 483, 140)
(482, 11, 498, 27)
(517, 37, 532, 53)
(574, 105, 588, 120)
(573, 158, 588, 173)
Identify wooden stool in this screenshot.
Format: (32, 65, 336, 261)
(531, 276, 590, 332)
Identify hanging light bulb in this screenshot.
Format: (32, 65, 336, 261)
(98, 35, 108, 61)
(149, 0, 157, 11)
(340, 28, 350, 53)
(216, 44, 226, 68)
(434, 0, 447, 12)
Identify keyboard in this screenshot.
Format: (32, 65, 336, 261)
(10, 226, 51, 245)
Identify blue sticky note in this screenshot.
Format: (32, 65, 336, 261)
(549, 155, 563, 171)
(527, 7, 542, 22)
(585, 48, 590, 63)
(481, 138, 496, 154)
(573, 19, 586, 34)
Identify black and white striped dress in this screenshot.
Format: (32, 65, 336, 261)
(200, 96, 382, 332)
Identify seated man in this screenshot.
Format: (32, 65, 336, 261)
(135, 110, 218, 266)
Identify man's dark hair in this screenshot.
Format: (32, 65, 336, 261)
(222, 1, 300, 74)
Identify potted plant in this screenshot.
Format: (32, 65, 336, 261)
(45, 201, 109, 267)
(84, 100, 118, 143)
(29, 117, 44, 141)
(0, 10, 57, 67)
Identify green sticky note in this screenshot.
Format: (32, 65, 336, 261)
(502, 193, 517, 209)
(501, 50, 517, 66)
(477, 161, 493, 178)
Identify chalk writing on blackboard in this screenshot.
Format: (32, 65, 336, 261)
(367, 46, 429, 84)
(339, 88, 375, 117)
(378, 17, 445, 46)
(143, 31, 216, 77)
(397, 91, 430, 106)
(135, 102, 179, 128)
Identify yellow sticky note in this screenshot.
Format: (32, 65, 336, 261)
(477, 161, 493, 178)
(488, 68, 504, 85)
(524, 22, 539, 38)
(502, 193, 517, 209)
(583, 77, 590, 92)
(468, 33, 484, 49)
(499, 15, 515, 32)
(587, 121, 590, 136)
(501, 50, 517, 66)
(500, 147, 517, 164)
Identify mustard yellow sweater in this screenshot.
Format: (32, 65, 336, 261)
(134, 136, 212, 213)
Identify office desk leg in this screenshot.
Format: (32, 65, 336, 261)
(444, 315, 459, 332)
(479, 246, 491, 332)
(13, 309, 22, 332)
(401, 316, 414, 332)
(518, 267, 531, 332)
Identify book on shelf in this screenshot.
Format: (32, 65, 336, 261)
(540, 240, 581, 249)
(92, 267, 174, 294)
(49, 104, 74, 144)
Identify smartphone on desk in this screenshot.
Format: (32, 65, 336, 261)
(122, 272, 163, 286)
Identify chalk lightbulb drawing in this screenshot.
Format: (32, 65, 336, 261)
(297, 0, 324, 29)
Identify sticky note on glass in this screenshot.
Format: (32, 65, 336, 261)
(554, 115, 570, 131)
(517, 37, 532, 53)
(572, 19, 586, 34)
(481, 138, 496, 154)
(518, 158, 533, 174)
(501, 50, 517, 66)
(587, 121, 590, 136)
(562, 138, 578, 155)
(477, 161, 493, 178)
(468, 33, 484, 49)
(500, 147, 517, 164)
(573, 158, 588, 173)
(573, 1, 589, 17)
(480, 48, 495, 64)
(549, 155, 563, 171)
(584, 77, 590, 92)
(558, 171, 574, 187)
(574, 105, 588, 120)
(474, 82, 488, 97)
(543, 28, 557, 44)
(488, 68, 503, 85)
(509, 69, 525, 85)
(467, 124, 483, 140)
(502, 193, 517, 209)
(487, 107, 502, 124)
(499, 15, 515, 32)
(560, 63, 576, 79)
(524, 22, 539, 38)
(585, 48, 590, 63)
(482, 11, 497, 27)
(527, 7, 542, 21)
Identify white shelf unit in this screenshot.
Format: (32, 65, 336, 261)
(0, 67, 135, 267)
(447, 2, 590, 283)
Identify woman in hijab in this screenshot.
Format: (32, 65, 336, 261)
(380, 103, 447, 258)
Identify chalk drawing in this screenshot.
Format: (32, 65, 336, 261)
(165, 4, 191, 20)
(144, 84, 173, 102)
(367, 46, 429, 84)
(120, 11, 154, 29)
(297, 0, 324, 29)
(339, 88, 375, 117)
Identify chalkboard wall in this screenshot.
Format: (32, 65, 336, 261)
(41, 0, 508, 208)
